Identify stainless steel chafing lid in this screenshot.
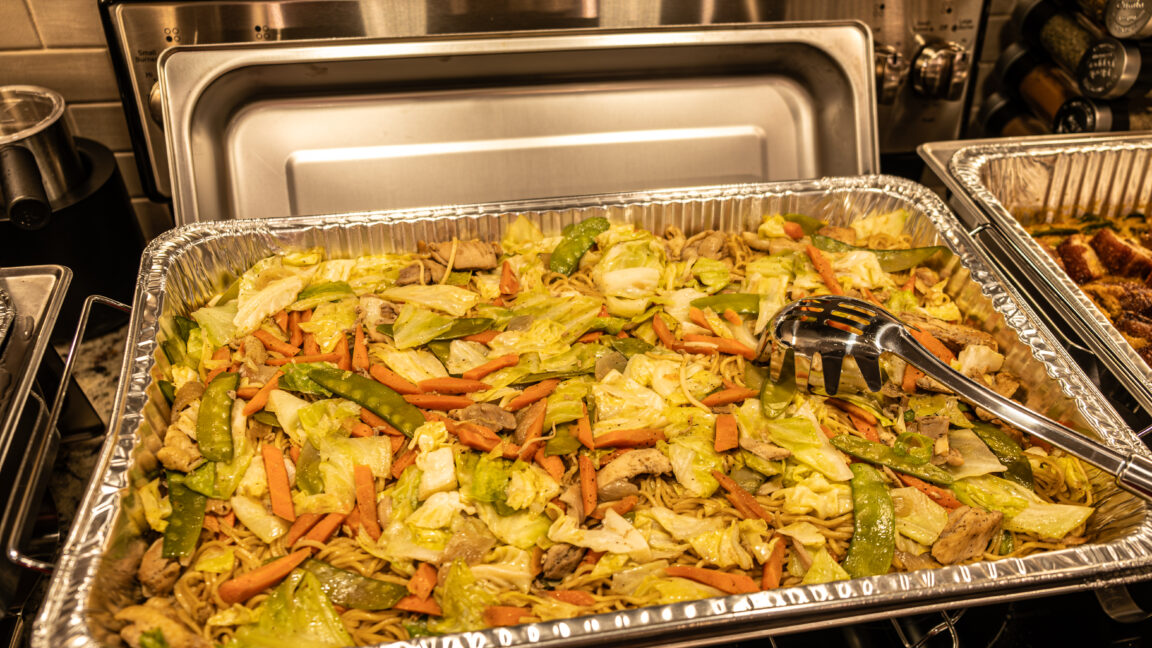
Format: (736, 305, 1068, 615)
(157, 23, 879, 225)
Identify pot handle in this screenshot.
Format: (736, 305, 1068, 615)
(5, 294, 131, 573)
(0, 145, 52, 230)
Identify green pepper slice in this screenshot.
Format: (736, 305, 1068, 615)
(549, 217, 610, 275)
(296, 442, 324, 495)
(971, 422, 1034, 488)
(252, 411, 281, 428)
(299, 558, 408, 610)
(689, 293, 760, 316)
(842, 463, 895, 578)
(158, 380, 176, 406)
(781, 212, 828, 236)
(811, 235, 946, 273)
(761, 350, 796, 418)
(830, 434, 955, 485)
(173, 315, 199, 342)
(197, 372, 239, 462)
(309, 367, 424, 437)
(162, 471, 207, 559)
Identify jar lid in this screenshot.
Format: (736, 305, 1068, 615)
(1054, 97, 1130, 131)
(1106, 0, 1152, 39)
(979, 92, 1027, 134)
(1078, 37, 1152, 98)
(1013, 0, 1061, 50)
(995, 43, 1043, 94)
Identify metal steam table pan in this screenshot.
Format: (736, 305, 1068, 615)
(921, 133, 1152, 428)
(157, 23, 878, 225)
(33, 176, 1152, 647)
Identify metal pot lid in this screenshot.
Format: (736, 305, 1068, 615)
(157, 23, 878, 225)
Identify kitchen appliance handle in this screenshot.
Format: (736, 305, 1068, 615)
(6, 294, 131, 573)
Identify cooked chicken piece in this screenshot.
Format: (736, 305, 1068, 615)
(1116, 311, 1152, 344)
(157, 405, 203, 473)
(116, 599, 209, 648)
(204, 499, 231, 516)
(741, 232, 773, 252)
(598, 479, 640, 501)
(360, 295, 398, 342)
(902, 313, 999, 354)
(541, 543, 587, 580)
(452, 403, 516, 432)
(441, 517, 497, 565)
(1091, 228, 1152, 278)
(429, 239, 500, 270)
(768, 238, 807, 254)
(930, 506, 1003, 565)
(137, 539, 180, 597)
(558, 483, 584, 520)
(595, 351, 628, 381)
(1057, 234, 1107, 283)
(683, 231, 727, 260)
(914, 267, 940, 287)
(169, 381, 204, 424)
(511, 399, 548, 446)
(395, 259, 446, 286)
(816, 225, 856, 245)
(739, 436, 792, 461)
(894, 549, 940, 572)
(663, 226, 688, 260)
(909, 415, 949, 440)
(596, 449, 673, 498)
(241, 335, 267, 365)
(1083, 281, 1152, 316)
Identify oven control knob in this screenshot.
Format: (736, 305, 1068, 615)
(148, 82, 165, 128)
(874, 44, 909, 105)
(911, 41, 972, 101)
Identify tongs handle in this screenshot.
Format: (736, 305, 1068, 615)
(894, 329, 1152, 501)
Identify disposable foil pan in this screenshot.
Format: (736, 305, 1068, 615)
(34, 176, 1152, 648)
(943, 134, 1152, 425)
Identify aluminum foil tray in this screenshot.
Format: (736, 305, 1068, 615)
(941, 134, 1152, 425)
(34, 177, 1152, 648)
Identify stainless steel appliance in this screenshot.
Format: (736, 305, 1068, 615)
(100, 0, 987, 203)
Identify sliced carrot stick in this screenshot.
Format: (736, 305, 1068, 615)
(505, 378, 561, 412)
(343, 506, 361, 536)
(302, 332, 321, 356)
(516, 402, 548, 461)
(335, 333, 352, 371)
(861, 287, 884, 307)
(577, 331, 604, 343)
(782, 221, 805, 241)
(458, 420, 500, 441)
(724, 492, 760, 521)
(462, 353, 519, 381)
(407, 562, 438, 599)
(651, 313, 680, 350)
(578, 454, 597, 520)
(806, 244, 844, 295)
(350, 422, 374, 438)
(353, 464, 380, 541)
(530, 545, 543, 577)
(205, 347, 232, 383)
(284, 513, 324, 546)
(681, 335, 757, 360)
(576, 406, 595, 450)
(712, 470, 773, 522)
(688, 306, 715, 334)
(262, 444, 295, 522)
(391, 448, 417, 479)
(368, 364, 422, 395)
(598, 448, 633, 466)
(203, 515, 220, 533)
(352, 324, 370, 371)
(849, 413, 881, 444)
(274, 309, 290, 333)
(897, 474, 963, 510)
(289, 445, 301, 464)
(593, 428, 666, 448)
(462, 330, 500, 344)
(907, 327, 955, 362)
(403, 394, 473, 410)
(359, 407, 401, 436)
(761, 537, 788, 590)
(254, 329, 300, 358)
(581, 550, 605, 567)
(218, 548, 311, 604)
(700, 387, 759, 407)
(825, 398, 878, 425)
(236, 386, 261, 400)
(394, 595, 442, 616)
(714, 413, 739, 453)
(418, 377, 491, 394)
(242, 371, 283, 416)
(902, 365, 923, 393)
(295, 512, 346, 548)
(266, 352, 340, 366)
(535, 447, 565, 482)
(546, 589, 596, 606)
(664, 565, 758, 595)
(820, 424, 838, 440)
(483, 606, 532, 627)
(499, 260, 520, 297)
(589, 494, 638, 520)
(722, 308, 743, 327)
(288, 310, 304, 347)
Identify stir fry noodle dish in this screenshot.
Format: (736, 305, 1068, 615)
(118, 211, 1098, 648)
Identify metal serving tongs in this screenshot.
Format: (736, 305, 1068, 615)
(756, 294, 1152, 502)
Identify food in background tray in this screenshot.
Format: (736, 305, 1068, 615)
(124, 213, 1097, 647)
(1028, 213, 1152, 364)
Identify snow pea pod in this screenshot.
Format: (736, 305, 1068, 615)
(549, 217, 610, 275)
(377, 317, 494, 341)
(971, 422, 1034, 488)
(690, 293, 760, 316)
(295, 442, 323, 494)
(309, 366, 424, 437)
(781, 212, 827, 236)
(760, 349, 795, 417)
(811, 235, 946, 272)
(162, 471, 207, 559)
(197, 371, 239, 462)
(830, 434, 955, 485)
(842, 463, 895, 578)
(299, 558, 408, 610)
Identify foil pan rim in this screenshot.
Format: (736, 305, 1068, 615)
(947, 137, 1152, 416)
(34, 175, 1152, 648)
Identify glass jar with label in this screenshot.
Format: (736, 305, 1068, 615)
(1077, 37, 1152, 98)
(1015, 0, 1104, 74)
(980, 92, 1051, 136)
(1054, 96, 1152, 131)
(1106, 0, 1152, 40)
(997, 43, 1081, 124)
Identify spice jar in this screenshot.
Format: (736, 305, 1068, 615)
(1014, 0, 1103, 74)
(980, 92, 1051, 136)
(1106, 0, 1152, 39)
(1074, 0, 1110, 24)
(1053, 95, 1152, 130)
(996, 43, 1080, 124)
(1077, 36, 1152, 98)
